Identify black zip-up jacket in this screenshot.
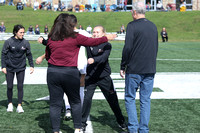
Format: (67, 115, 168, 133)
(1, 36, 34, 72)
(160, 31, 168, 37)
(121, 18, 158, 74)
(86, 42, 111, 79)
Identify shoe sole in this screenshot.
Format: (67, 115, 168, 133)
(7, 107, 13, 112)
(118, 125, 127, 130)
(16, 111, 24, 113)
(64, 116, 71, 120)
(82, 127, 86, 132)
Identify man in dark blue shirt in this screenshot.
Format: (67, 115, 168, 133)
(120, 2, 158, 133)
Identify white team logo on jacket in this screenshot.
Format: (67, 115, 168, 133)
(98, 49, 103, 53)
(21, 46, 26, 50)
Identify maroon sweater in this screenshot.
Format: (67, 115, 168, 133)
(46, 33, 108, 67)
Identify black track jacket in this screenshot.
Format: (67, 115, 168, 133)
(1, 36, 34, 72)
(86, 42, 111, 79)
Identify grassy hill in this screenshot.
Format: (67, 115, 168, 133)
(0, 5, 200, 133)
(0, 5, 200, 41)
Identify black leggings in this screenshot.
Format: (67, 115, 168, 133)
(162, 36, 168, 42)
(47, 65, 81, 132)
(6, 70, 25, 104)
(82, 76, 125, 125)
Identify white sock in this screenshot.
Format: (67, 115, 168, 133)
(80, 87, 84, 106)
(63, 87, 84, 109)
(63, 93, 70, 109)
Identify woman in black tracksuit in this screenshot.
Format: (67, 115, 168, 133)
(1, 24, 34, 113)
(82, 26, 126, 131)
(160, 27, 168, 42)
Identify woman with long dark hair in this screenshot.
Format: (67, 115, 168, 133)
(1, 24, 34, 113)
(45, 13, 116, 133)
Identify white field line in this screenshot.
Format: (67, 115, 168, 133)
(109, 58, 200, 61)
(1, 58, 199, 62)
(95, 89, 124, 92)
(2, 69, 200, 100)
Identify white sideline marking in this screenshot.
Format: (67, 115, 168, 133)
(109, 58, 200, 62)
(36, 95, 49, 101)
(157, 59, 200, 62)
(93, 72, 200, 99)
(2, 67, 48, 85)
(2, 68, 200, 99)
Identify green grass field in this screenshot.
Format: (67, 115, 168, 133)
(1, 5, 200, 41)
(0, 41, 200, 133)
(0, 5, 200, 133)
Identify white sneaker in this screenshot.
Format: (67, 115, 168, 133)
(16, 106, 24, 113)
(7, 103, 13, 112)
(64, 108, 71, 120)
(74, 129, 83, 133)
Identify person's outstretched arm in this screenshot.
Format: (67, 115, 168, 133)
(35, 54, 45, 64)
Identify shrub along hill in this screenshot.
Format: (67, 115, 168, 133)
(0, 5, 200, 42)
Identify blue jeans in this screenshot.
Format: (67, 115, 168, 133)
(125, 73, 154, 133)
(124, 5, 127, 11)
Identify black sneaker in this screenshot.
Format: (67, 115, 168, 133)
(118, 122, 127, 130)
(82, 123, 87, 132)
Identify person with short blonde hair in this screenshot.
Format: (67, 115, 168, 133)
(82, 25, 127, 132)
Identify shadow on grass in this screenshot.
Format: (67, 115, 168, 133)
(35, 113, 52, 133)
(0, 99, 8, 108)
(60, 117, 74, 133)
(29, 100, 50, 109)
(90, 110, 128, 133)
(0, 98, 29, 108)
(35, 107, 74, 133)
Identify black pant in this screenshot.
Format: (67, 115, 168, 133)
(6, 70, 25, 104)
(47, 65, 81, 132)
(162, 36, 168, 42)
(82, 75, 125, 125)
